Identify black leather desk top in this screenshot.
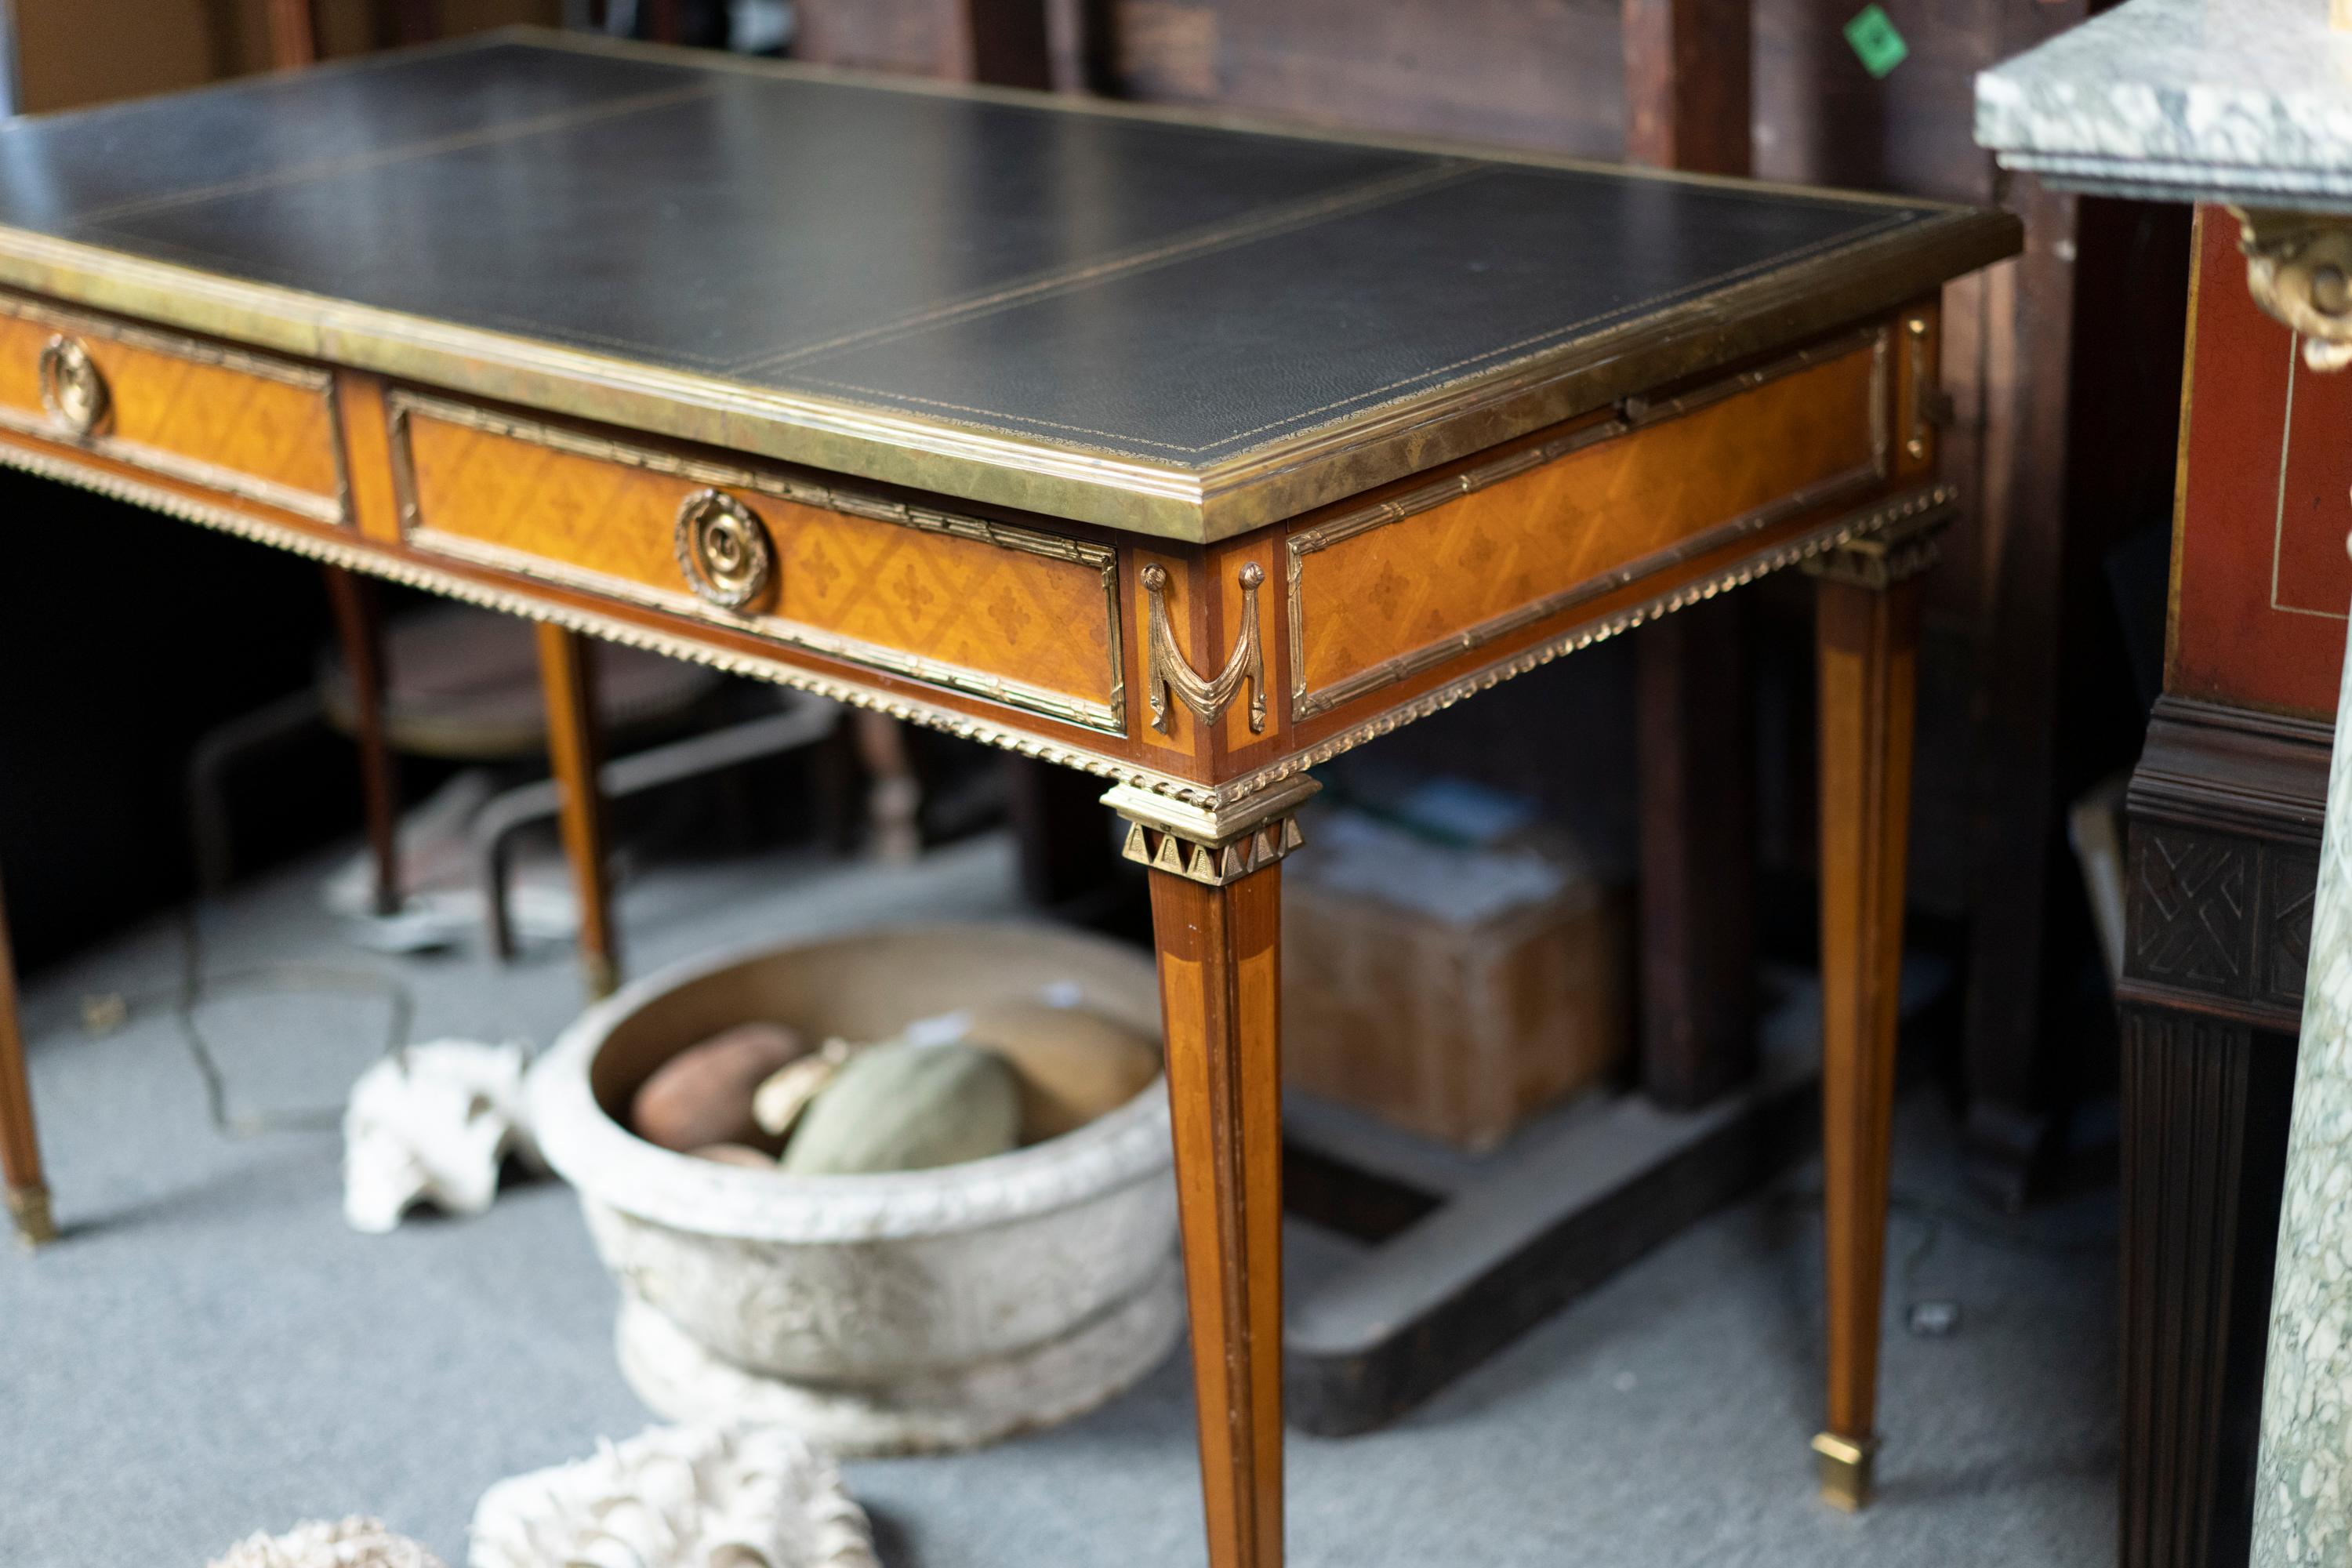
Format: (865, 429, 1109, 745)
(0, 32, 2016, 538)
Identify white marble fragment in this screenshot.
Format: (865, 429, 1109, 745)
(343, 1041, 537, 1234)
(467, 1424, 878, 1568)
(208, 1517, 445, 1568)
(1976, 0, 2352, 202)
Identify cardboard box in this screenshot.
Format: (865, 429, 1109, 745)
(1281, 811, 1628, 1152)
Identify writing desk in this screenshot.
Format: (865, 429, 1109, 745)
(0, 31, 2015, 1559)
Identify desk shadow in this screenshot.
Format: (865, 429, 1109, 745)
(1872, 1444, 2120, 1508)
(865, 1504, 920, 1568)
(53, 1140, 332, 1241)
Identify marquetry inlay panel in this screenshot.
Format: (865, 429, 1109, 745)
(1287, 332, 1887, 717)
(0, 294, 347, 524)
(390, 394, 1127, 735)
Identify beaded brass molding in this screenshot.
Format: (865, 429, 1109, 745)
(1285, 325, 1893, 719)
(384, 389, 1129, 737)
(0, 433, 1951, 819)
(1142, 560, 1267, 735)
(0, 290, 352, 526)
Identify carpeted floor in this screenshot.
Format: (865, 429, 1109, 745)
(0, 833, 2117, 1567)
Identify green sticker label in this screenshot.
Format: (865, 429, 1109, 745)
(1845, 4, 1909, 79)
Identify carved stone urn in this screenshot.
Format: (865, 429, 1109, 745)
(529, 923, 1182, 1455)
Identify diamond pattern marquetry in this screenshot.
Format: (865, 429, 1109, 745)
(1292, 341, 1882, 703)
(0, 310, 341, 503)
(401, 408, 1118, 716)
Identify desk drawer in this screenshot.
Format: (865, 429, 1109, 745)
(387, 391, 1127, 736)
(0, 295, 348, 524)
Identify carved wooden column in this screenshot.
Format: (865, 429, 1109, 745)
(2116, 700, 2318, 1568)
(1803, 503, 1949, 1510)
(1105, 777, 1314, 1568)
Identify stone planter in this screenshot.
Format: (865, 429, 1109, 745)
(529, 924, 1181, 1457)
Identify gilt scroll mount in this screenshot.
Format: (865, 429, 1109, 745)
(2234, 207, 2352, 373)
(1142, 561, 1266, 735)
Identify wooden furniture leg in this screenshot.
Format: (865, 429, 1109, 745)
(535, 623, 619, 999)
(1805, 523, 1936, 1510)
(320, 565, 401, 917)
(1107, 778, 1316, 1568)
(0, 866, 53, 1247)
(851, 710, 922, 863)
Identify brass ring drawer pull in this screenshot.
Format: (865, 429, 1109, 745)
(37, 334, 107, 438)
(673, 488, 774, 610)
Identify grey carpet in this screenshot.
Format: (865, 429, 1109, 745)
(0, 833, 2116, 1567)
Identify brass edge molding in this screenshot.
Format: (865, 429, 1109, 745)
(1286, 330, 1892, 718)
(0, 288, 333, 390)
(1180, 220, 2006, 539)
(0, 205, 2013, 541)
(1616, 324, 1889, 434)
(1236, 483, 1957, 808)
(1103, 777, 1318, 887)
(383, 389, 1127, 737)
(1142, 561, 1265, 735)
(0, 433, 1229, 804)
(0, 288, 352, 525)
(0, 228, 1210, 531)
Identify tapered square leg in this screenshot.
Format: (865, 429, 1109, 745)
(1109, 779, 1314, 1568)
(321, 565, 401, 919)
(0, 868, 53, 1249)
(1805, 516, 1940, 1510)
(535, 623, 619, 999)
